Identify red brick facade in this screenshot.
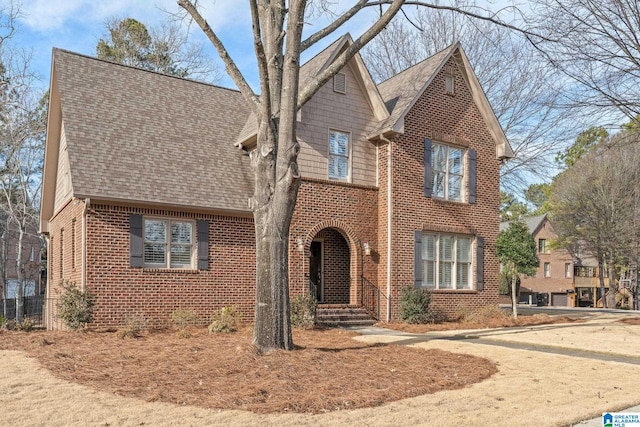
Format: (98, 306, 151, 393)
(44, 46, 506, 328)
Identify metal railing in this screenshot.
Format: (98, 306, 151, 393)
(361, 277, 380, 320)
(1, 296, 46, 326)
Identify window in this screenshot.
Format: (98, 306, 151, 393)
(565, 263, 571, 278)
(445, 65, 455, 95)
(143, 218, 194, 268)
(59, 228, 64, 277)
(538, 239, 546, 253)
(432, 143, 465, 201)
(71, 218, 77, 270)
(419, 233, 472, 290)
(333, 72, 346, 94)
(544, 262, 550, 277)
(328, 130, 350, 180)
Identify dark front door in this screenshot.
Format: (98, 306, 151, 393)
(309, 241, 323, 302)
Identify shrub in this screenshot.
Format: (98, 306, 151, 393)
(56, 281, 96, 330)
(170, 308, 198, 328)
(208, 306, 243, 333)
(116, 316, 146, 339)
(0, 315, 7, 330)
(290, 292, 317, 329)
(399, 287, 433, 324)
(15, 318, 35, 332)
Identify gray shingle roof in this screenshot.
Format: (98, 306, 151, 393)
(499, 214, 547, 234)
(54, 49, 253, 213)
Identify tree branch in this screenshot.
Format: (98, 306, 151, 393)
(177, 0, 261, 117)
(298, 0, 404, 108)
(300, 0, 368, 52)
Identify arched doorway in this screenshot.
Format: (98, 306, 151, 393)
(309, 227, 351, 304)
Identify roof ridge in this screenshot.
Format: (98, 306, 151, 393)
(376, 41, 459, 86)
(52, 47, 242, 95)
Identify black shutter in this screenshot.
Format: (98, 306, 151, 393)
(476, 236, 484, 291)
(130, 214, 143, 268)
(414, 231, 423, 287)
(424, 138, 433, 197)
(197, 219, 209, 270)
(468, 149, 477, 204)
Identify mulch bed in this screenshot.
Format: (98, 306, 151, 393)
(619, 317, 640, 325)
(0, 326, 497, 414)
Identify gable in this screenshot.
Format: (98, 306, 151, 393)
(296, 60, 379, 186)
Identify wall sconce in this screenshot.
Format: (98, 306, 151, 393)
(363, 242, 371, 256)
(296, 238, 305, 253)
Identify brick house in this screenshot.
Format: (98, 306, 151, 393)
(39, 34, 513, 329)
(499, 214, 575, 306)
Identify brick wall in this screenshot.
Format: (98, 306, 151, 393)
(48, 202, 256, 329)
(387, 56, 502, 320)
(521, 220, 574, 296)
(289, 178, 379, 306)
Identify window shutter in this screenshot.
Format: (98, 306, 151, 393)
(197, 219, 209, 270)
(414, 231, 423, 287)
(468, 149, 477, 204)
(476, 236, 484, 291)
(424, 139, 433, 197)
(130, 214, 143, 268)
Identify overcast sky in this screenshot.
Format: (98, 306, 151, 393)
(12, 0, 376, 92)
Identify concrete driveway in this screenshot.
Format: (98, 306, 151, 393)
(354, 309, 640, 426)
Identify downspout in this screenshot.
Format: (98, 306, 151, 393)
(82, 198, 90, 292)
(380, 134, 393, 322)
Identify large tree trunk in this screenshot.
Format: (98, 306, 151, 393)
(510, 274, 518, 319)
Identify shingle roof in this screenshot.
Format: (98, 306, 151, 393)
(499, 214, 547, 234)
(54, 49, 253, 213)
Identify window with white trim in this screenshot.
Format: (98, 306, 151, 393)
(538, 238, 547, 253)
(143, 218, 195, 268)
(420, 233, 473, 290)
(432, 143, 465, 202)
(544, 262, 551, 277)
(565, 263, 571, 278)
(328, 130, 350, 180)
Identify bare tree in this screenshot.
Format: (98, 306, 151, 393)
(551, 132, 637, 308)
(0, 1, 46, 323)
(98, 16, 222, 82)
(530, 0, 640, 124)
(178, 0, 534, 352)
(361, 2, 583, 193)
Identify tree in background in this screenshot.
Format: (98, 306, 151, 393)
(496, 221, 539, 319)
(97, 17, 220, 82)
(0, 1, 47, 323)
(555, 126, 608, 169)
(360, 1, 582, 193)
(551, 130, 638, 308)
(531, 0, 640, 123)
(524, 183, 552, 216)
(500, 191, 529, 222)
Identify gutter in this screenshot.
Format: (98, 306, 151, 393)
(82, 198, 90, 292)
(380, 134, 393, 322)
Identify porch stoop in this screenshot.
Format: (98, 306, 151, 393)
(316, 304, 377, 327)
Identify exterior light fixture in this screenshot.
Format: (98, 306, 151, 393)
(297, 238, 305, 253)
(363, 242, 371, 256)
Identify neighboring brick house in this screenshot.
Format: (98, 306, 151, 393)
(39, 34, 513, 329)
(499, 214, 575, 306)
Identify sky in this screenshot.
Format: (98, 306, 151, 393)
(9, 0, 377, 92)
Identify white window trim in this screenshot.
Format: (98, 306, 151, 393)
(421, 232, 473, 290)
(432, 143, 466, 202)
(544, 262, 551, 277)
(143, 217, 196, 269)
(328, 129, 352, 182)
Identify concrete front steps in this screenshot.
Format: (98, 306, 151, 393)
(316, 304, 377, 327)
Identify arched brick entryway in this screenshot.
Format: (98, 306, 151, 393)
(303, 220, 362, 305)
